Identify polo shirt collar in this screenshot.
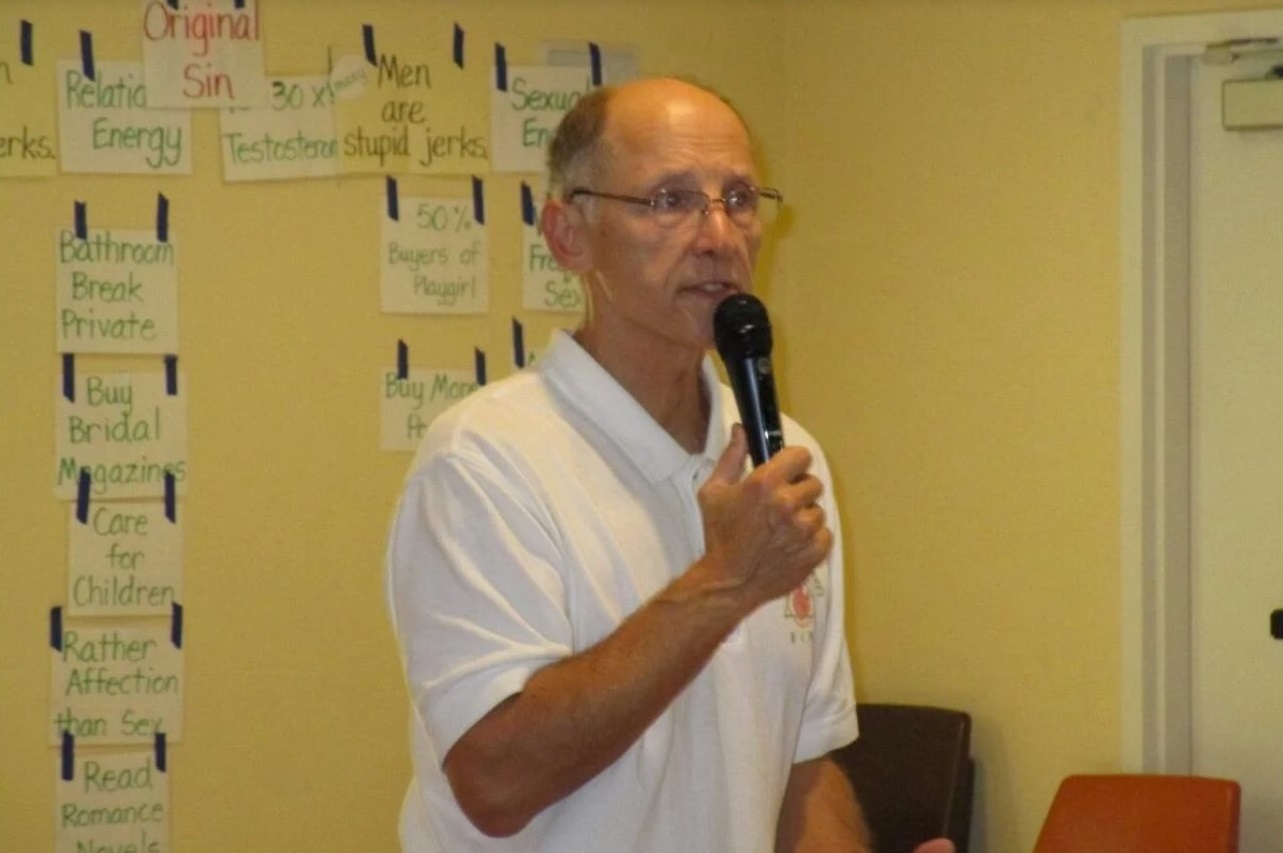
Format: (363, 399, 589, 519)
(539, 330, 728, 483)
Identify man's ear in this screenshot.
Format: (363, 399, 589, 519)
(540, 199, 592, 273)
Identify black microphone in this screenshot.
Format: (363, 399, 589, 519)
(713, 293, 784, 467)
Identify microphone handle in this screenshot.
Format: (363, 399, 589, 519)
(730, 355, 784, 467)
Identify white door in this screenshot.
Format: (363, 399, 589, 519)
(1189, 53, 1283, 853)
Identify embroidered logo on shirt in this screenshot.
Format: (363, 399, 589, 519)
(785, 572, 826, 643)
(786, 583, 815, 629)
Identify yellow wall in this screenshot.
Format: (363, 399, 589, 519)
(0, 1, 1272, 852)
(777, 1, 1275, 851)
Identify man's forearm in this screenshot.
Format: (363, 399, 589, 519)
(776, 755, 872, 853)
(443, 557, 751, 837)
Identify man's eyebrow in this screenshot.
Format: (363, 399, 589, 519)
(645, 170, 757, 190)
(644, 170, 698, 189)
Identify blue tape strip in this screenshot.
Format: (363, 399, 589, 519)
(76, 469, 91, 524)
(362, 24, 376, 66)
(512, 319, 525, 369)
(62, 353, 75, 402)
(74, 201, 87, 240)
(474, 348, 487, 386)
(20, 20, 33, 65)
(75, 471, 89, 524)
(171, 603, 184, 649)
(521, 183, 535, 227)
(495, 43, 507, 91)
(165, 473, 176, 523)
(453, 24, 464, 68)
(386, 176, 399, 221)
(155, 733, 168, 772)
(50, 606, 63, 651)
(234, 0, 245, 8)
(79, 31, 94, 81)
(156, 194, 169, 243)
(397, 339, 409, 380)
(165, 354, 178, 395)
(472, 177, 485, 225)
(589, 42, 603, 86)
(61, 731, 75, 781)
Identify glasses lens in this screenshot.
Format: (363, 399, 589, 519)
(651, 190, 702, 227)
(721, 188, 754, 226)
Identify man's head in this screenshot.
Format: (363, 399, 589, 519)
(541, 78, 774, 358)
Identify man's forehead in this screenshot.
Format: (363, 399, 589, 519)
(608, 80, 747, 133)
(603, 89, 753, 160)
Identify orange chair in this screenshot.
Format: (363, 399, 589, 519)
(1032, 774, 1241, 853)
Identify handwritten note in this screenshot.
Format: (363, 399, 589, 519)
(56, 748, 170, 853)
(380, 368, 479, 451)
(219, 75, 339, 181)
(335, 47, 489, 175)
(381, 196, 488, 314)
(56, 228, 178, 354)
(68, 502, 182, 617)
(491, 66, 591, 173)
(0, 41, 58, 176)
(335, 51, 424, 173)
(50, 620, 184, 745)
(58, 60, 191, 174)
(54, 372, 189, 501)
(140, 0, 266, 108)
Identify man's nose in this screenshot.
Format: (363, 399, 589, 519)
(691, 202, 739, 249)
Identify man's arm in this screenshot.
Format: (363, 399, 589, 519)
(775, 754, 872, 853)
(776, 757, 962, 853)
(442, 428, 833, 837)
(444, 556, 753, 836)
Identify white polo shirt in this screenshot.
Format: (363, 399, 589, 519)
(385, 330, 858, 853)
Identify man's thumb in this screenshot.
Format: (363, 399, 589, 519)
(710, 424, 750, 485)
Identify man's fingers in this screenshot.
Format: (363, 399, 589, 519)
(781, 474, 824, 511)
(708, 424, 750, 486)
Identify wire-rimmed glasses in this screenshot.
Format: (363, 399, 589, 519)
(565, 184, 783, 229)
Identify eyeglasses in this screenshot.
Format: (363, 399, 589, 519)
(565, 184, 783, 229)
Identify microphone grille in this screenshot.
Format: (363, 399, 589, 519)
(713, 293, 772, 359)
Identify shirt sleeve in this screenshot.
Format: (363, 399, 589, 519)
(792, 439, 860, 762)
(386, 448, 573, 761)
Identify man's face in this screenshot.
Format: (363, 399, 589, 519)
(576, 84, 763, 355)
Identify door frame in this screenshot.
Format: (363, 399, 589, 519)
(1120, 8, 1283, 773)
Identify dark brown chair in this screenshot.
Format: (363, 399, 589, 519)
(831, 703, 974, 853)
(1031, 774, 1240, 853)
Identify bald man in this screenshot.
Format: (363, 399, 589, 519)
(386, 78, 955, 853)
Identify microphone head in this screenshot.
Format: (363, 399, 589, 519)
(713, 293, 773, 360)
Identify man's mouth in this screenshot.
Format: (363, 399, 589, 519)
(687, 281, 738, 296)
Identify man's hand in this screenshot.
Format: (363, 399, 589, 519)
(696, 424, 834, 608)
(912, 839, 957, 853)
